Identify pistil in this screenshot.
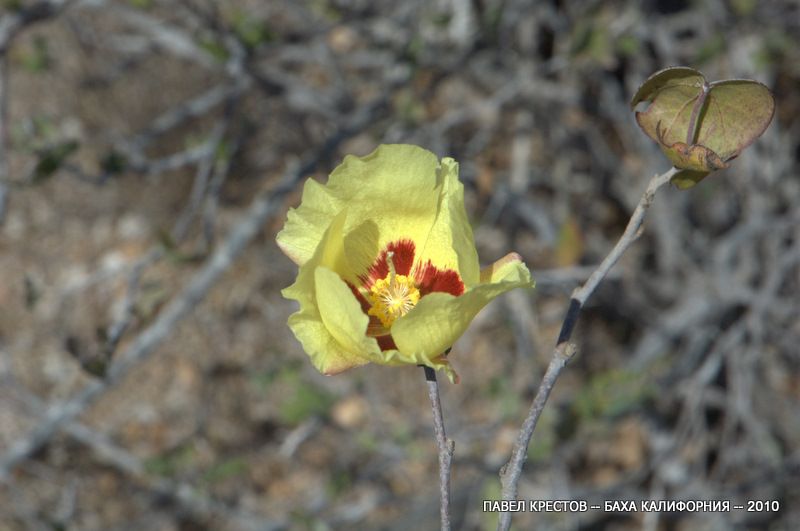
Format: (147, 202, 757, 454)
(367, 251, 420, 328)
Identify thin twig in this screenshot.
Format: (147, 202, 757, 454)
(0, 93, 393, 480)
(170, 121, 228, 242)
(0, 177, 290, 479)
(496, 166, 679, 531)
(0, 53, 8, 224)
(100, 248, 158, 360)
(0, 0, 77, 48)
(201, 133, 239, 248)
(424, 366, 454, 531)
(0, 0, 80, 223)
(108, 3, 217, 70)
(0, 169, 297, 479)
(10, 386, 285, 531)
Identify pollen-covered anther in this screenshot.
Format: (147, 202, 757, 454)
(367, 252, 420, 328)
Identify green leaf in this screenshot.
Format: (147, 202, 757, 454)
(700, 79, 775, 159)
(631, 67, 775, 186)
(631, 67, 707, 120)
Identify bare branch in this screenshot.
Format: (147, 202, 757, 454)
(0, 0, 78, 223)
(0, 0, 77, 50)
(424, 366, 454, 531)
(496, 166, 679, 531)
(0, 53, 9, 224)
(107, 3, 217, 70)
(0, 93, 393, 480)
(11, 384, 286, 531)
(125, 83, 241, 153)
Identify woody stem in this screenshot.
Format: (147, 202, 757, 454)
(496, 166, 679, 531)
(424, 366, 454, 531)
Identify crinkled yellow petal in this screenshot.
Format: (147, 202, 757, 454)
(368, 344, 460, 383)
(391, 256, 533, 364)
(283, 209, 354, 306)
(276, 179, 341, 265)
(276, 145, 471, 279)
(279, 144, 535, 382)
(283, 210, 380, 374)
(314, 266, 381, 362)
(286, 312, 371, 375)
(416, 157, 480, 286)
(479, 252, 530, 284)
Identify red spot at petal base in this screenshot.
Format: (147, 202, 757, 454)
(414, 260, 464, 296)
(354, 240, 463, 353)
(346, 281, 372, 314)
(349, 281, 394, 339)
(360, 239, 416, 288)
(376, 334, 397, 351)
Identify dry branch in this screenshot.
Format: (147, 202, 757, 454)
(0, 96, 390, 479)
(497, 166, 679, 531)
(424, 366, 455, 531)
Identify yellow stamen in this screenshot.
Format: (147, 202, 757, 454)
(367, 252, 420, 328)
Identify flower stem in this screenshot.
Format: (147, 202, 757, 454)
(496, 166, 678, 531)
(424, 365, 454, 531)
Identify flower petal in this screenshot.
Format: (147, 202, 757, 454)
(391, 255, 533, 363)
(286, 312, 371, 375)
(364, 338, 459, 383)
(479, 252, 530, 283)
(283, 209, 381, 374)
(416, 157, 480, 286)
(314, 266, 381, 362)
(283, 208, 356, 305)
(277, 178, 341, 266)
(278, 144, 535, 382)
(277, 145, 475, 280)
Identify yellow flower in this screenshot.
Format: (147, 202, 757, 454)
(277, 144, 533, 382)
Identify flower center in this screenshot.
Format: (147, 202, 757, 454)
(367, 251, 420, 328)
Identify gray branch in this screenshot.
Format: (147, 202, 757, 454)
(0, 174, 292, 478)
(0, 91, 391, 479)
(424, 366, 454, 531)
(496, 166, 679, 531)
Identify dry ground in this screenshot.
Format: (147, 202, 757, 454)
(0, 1, 798, 530)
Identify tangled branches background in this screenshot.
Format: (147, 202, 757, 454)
(0, 1, 798, 529)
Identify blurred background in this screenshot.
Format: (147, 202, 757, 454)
(0, 0, 798, 529)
